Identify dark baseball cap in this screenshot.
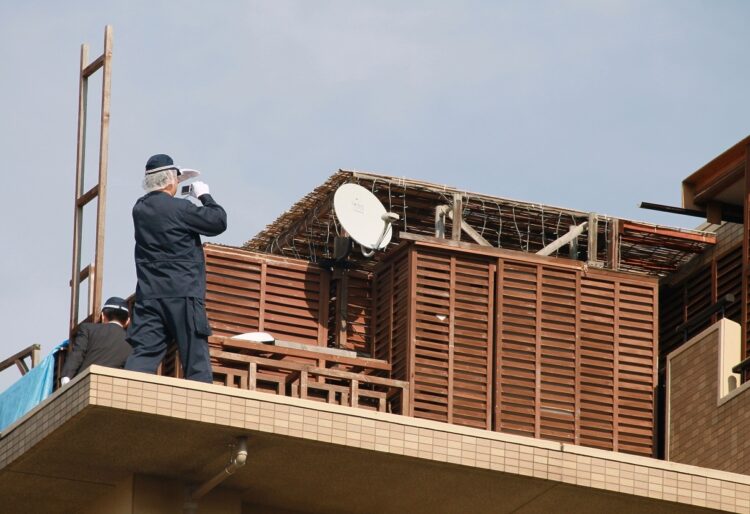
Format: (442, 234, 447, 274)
(145, 154, 178, 175)
(102, 297, 129, 313)
(144, 153, 200, 182)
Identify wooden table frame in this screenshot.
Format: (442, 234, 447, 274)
(210, 349, 409, 414)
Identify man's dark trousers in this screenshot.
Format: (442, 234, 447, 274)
(126, 297, 213, 383)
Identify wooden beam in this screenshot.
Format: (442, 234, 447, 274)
(70, 40, 89, 338)
(31, 345, 41, 368)
(215, 336, 391, 371)
(69, 264, 92, 287)
(91, 24, 114, 321)
(81, 54, 105, 78)
(446, 207, 492, 246)
(75, 184, 100, 207)
(15, 359, 29, 375)
(0, 344, 41, 374)
(620, 221, 717, 244)
(451, 193, 462, 241)
(536, 222, 588, 257)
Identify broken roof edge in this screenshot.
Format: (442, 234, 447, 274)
(245, 168, 717, 253)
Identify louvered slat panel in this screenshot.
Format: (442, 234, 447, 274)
(204, 245, 327, 345)
(579, 276, 615, 451)
(262, 263, 323, 344)
(497, 259, 538, 437)
(372, 247, 411, 385)
(616, 280, 656, 456)
(205, 253, 262, 338)
(377, 239, 657, 456)
(539, 267, 577, 442)
(452, 257, 494, 429)
(412, 251, 452, 422)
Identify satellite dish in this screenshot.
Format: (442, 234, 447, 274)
(333, 183, 399, 258)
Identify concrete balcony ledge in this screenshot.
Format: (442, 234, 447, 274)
(1, 365, 748, 513)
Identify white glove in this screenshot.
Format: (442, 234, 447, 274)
(61, 376, 71, 386)
(191, 181, 210, 198)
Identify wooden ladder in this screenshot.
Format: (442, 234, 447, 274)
(69, 25, 113, 338)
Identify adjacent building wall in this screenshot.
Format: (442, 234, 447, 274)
(667, 318, 750, 474)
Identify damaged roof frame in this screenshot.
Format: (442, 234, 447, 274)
(246, 170, 716, 276)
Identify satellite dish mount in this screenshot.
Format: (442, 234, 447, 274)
(326, 183, 400, 349)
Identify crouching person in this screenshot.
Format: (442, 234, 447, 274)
(60, 297, 133, 385)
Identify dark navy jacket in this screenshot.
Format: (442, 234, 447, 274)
(61, 322, 132, 378)
(133, 191, 227, 300)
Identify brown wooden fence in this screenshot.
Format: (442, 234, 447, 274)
(374, 244, 495, 428)
(495, 257, 658, 455)
(204, 245, 329, 346)
(373, 235, 659, 456)
(203, 241, 658, 455)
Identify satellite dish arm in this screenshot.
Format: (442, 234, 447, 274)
(360, 212, 400, 258)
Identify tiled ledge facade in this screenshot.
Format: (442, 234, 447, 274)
(0, 374, 91, 471)
(3, 366, 750, 513)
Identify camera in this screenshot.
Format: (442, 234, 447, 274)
(180, 184, 193, 196)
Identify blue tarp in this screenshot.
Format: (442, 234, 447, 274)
(0, 340, 68, 432)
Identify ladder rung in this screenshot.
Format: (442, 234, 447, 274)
(81, 54, 105, 78)
(69, 264, 92, 287)
(76, 184, 100, 207)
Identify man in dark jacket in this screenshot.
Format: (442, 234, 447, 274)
(125, 153, 227, 383)
(61, 296, 133, 384)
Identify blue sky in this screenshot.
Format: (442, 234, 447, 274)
(1, 1, 749, 391)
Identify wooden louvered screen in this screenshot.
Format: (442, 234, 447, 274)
(495, 259, 657, 456)
(372, 247, 410, 380)
(411, 249, 494, 429)
(496, 261, 578, 441)
(659, 242, 742, 363)
(375, 236, 658, 456)
(579, 276, 657, 456)
(204, 245, 328, 346)
(373, 244, 495, 428)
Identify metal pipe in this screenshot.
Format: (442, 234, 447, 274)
(190, 437, 248, 502)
